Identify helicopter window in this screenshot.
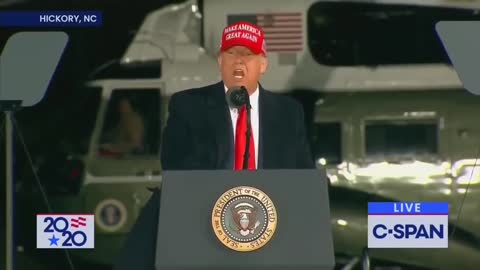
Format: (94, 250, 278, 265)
(307, 1, 480, 66)
(97, 88, 161, 157)
(311, 122, 342, 165)
(365, 120, 438, 158)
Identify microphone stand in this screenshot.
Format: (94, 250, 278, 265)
(242, 87, 252, 170)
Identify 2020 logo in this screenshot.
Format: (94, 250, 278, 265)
(36, 214, 94, 249)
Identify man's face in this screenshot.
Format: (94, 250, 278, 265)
(118, 99, 132, 113)
(217, 45, 268, 94)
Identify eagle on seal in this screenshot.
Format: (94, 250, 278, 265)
(231, 202, 261, 236)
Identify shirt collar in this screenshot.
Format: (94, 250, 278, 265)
(224, 84, 259, 111)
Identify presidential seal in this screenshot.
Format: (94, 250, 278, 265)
(211, 186, 277, 252)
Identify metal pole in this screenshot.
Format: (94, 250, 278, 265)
(5, 111, 13, 270)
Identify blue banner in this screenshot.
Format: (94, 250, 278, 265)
(368, 202, 449, 215)
(0, 11, 102, 27)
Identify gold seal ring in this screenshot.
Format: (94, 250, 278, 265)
(211, 186, 277, 252)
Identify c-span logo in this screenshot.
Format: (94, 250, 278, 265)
(36, 214, 94, 249)
(368, 202, 448, 248)
(211, 186, 277, 252)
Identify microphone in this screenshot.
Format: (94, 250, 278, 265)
(225, 86, 249, 108)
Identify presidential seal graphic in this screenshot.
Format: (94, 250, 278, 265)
(211, 186, 277, 252)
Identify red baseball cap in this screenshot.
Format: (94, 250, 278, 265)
(220, 21, 267, 55)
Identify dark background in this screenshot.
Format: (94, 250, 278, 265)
(1, 0, 186, 269)
(3, 1, 480, 269)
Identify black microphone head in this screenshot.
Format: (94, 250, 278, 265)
(226, 86, 248, 108)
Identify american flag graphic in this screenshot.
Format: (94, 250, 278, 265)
(227, 13, 303, 52)
(71, 216, 87, 228)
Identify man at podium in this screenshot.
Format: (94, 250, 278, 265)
(114, 21, 314, 270)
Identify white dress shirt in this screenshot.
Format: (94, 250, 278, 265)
(225, 85, 259, 168)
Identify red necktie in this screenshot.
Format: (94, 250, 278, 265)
(234, 105, 255, 170)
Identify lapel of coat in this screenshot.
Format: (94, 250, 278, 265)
(206, 81, 234, 169)
(258, 85, 282, 169)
